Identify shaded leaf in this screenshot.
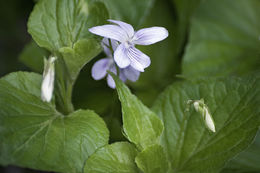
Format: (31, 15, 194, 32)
(134, 0, 180, 106)
(182, 0, 260, 77)
(152, 75, 260, 173)
(101, 0, 155, 27)
(19, 41, 49, 72)
(221, 130, 260, 173)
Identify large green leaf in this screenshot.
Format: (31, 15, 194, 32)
(182, 0, 260, 77)
(101, 0, 155, 27)
(135, 145, 168, 173)
(221, 131, 260, 173)
(112, 73, 163, 150)
(0, 72, 109, 173)
(152, 75, 260, 173)
(84, 142, 139, 173)
(28, 0, 108, 82)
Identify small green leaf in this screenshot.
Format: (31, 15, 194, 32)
(135, 145, 168, 173)
(84, 142, 139, 173)
(19, 41, 49, 72)
(111, 73, 163, 150)
(152, 75, 260, 173)
(182, 0, 260, 77)
(0, 72, 109, 173)
(59, 39, 101, 82)
(221, 131, 260, 173)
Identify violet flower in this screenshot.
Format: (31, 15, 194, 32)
(89, 19, 169, 72)
(91, 38, 140, 88)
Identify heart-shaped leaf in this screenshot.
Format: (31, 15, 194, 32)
(0, 72, 109, 173)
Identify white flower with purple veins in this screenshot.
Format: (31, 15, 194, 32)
(91, 38, 140, 88)
(89, 19, 169, 72)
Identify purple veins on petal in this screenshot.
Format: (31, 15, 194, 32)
(114, 43, 131, 68)
(89, 19, 169, 72)
(127, 46, 151, 72)
(108, 19, 135, 38)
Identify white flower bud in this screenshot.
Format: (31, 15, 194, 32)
(41, 56, 56, 102)
(192, 99, 216, 133)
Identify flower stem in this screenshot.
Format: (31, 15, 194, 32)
(55, 54, 74, 115)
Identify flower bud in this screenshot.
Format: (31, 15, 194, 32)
(193, 99, 216, 133)
(41, 56, 56, 102)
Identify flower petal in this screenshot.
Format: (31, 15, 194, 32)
(108, 19, 135, 38)
(119, 71, 127, 82)
(114, 44, 131, 68)
(91, 58, 110, 80)
(128, 47, 151, 72)
(89, 25, 128, 42)
(122, 66, 140, 82)
(133, 27, 169, 45)
(107, 75, 116, 89)
(107, 65, 117, 89)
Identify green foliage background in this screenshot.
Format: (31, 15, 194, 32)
(0, 0, 259, 172)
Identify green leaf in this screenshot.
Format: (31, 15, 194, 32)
(84, 142, 139, 173)
(0, 72, 109, 173)
(111, 73, 164, 150)
(221, 131, 260, 173)
(28, 0, 108, 82)
(28, 0, 107, 52)
(182, 0, 260, 77)
(59, 39, 101, 82)
(152, 75, 260, 173)
(101, 0, 155, 27)
(135, 145, 168, 173)
(19, 41, 49, 72)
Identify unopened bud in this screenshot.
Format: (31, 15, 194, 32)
(189, 99, 216, 132)
(41, 56, 56, 102)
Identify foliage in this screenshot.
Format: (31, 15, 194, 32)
(0, 0, 259, 172)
